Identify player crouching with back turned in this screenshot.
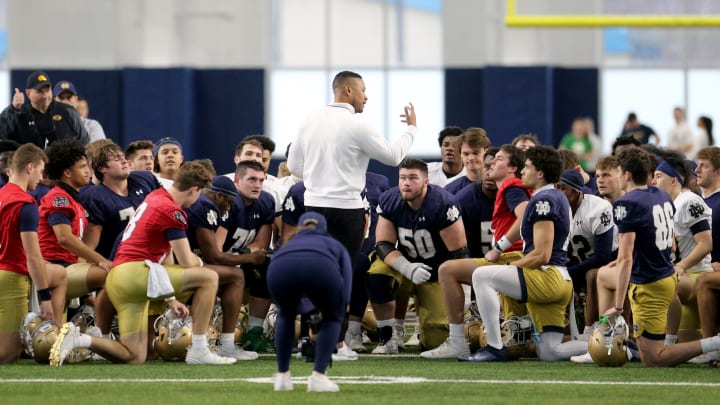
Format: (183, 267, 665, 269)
(50, 162, 236, 366)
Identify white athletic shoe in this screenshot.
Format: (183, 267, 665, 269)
(219, 345, 259, 360)
(688, 351, 720, 364)
(273, 373, 293, 391)
(570, 352, 594, 364)
(185, 347, 237, 365)
(361, 331, 372, 344)
(393, 325, 405, 350)
(420, 338, 470, 359)
(405, 331, 420, 347)
(332, 344, 358, 361)
(50, 322, 82, 367)
(307, 374, 340, 392)
(345, 331, 367, 353)
(371, 338, 399, 354)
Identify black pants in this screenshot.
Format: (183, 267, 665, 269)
(305, 206, 365, 259)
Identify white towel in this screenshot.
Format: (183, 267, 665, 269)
(146, 260, 175, 298)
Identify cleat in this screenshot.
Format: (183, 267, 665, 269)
(688, 351, 720, 364)
(307, 374, 339, 392)
(332, 344, 358, 361)
(219, 345, 259, 360)
(457, 346, 507, 362)
(420, 338, 470, 359)
(345, 331, 367, 353)
(185, 348, 237, 365)
(405, 331, 420, 347)
(371, 338, 399, 354)
(49, 322, 81, 367)
(570, 352, 595, 364)
(274, 373, 293, 391)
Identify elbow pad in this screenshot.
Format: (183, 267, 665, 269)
(375, 241, 398, 261)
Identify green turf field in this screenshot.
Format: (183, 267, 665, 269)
(1, 353, 719, 404)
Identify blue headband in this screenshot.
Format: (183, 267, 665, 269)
(656, 161, 684, 185)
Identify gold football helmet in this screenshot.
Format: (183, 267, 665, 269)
(234, 305, 249, 344)
(464, 316, 488, 352)
(19, 313, 42, 357)
(70, 305, 96, 333)
(501, 315, 535, 359)
(588, 314, 628, 367)
(31, 321, 60, 363)
(153, 310, 193, 361)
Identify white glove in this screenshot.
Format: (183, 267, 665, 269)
(394, 256, 432, 285)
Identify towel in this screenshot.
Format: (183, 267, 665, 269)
(146, 260, 175, 298)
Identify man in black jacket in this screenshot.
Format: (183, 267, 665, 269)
(0, 71, 89, 148)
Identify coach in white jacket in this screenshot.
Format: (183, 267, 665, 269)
(287, 70, 417, 258)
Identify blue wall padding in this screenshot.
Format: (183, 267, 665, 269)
(194, 69, 265, 175)
(444, 68, 484, 130)
(552, 68, 599, 145)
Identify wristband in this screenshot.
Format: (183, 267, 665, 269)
(165, 296, 176, 303)
(37, 288, 52, 301)
(494, 236, 512, 253)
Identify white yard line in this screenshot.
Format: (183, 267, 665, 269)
(2, 377, 720, 387)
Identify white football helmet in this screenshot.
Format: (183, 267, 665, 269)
(263, 304, 279, 343)
(588, 314, 628, 367)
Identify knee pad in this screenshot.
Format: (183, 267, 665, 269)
(366, 274, 397, 304)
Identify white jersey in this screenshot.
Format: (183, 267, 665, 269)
(568, 194, 617, 263)
(427, 161, 465, 187)
(673, 190, 713, 273)
(154, 173, 174, 190)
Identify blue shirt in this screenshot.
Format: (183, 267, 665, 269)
(220, 190, 275, 252)
(454, 182, 494, 257)
(521, 185, 571, 266)
(184, 194, 222, 252)
(614, 187, 676, 284)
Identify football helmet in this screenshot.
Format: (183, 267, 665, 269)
(153, 309, 193, 361)
(588, 314, 628, 367)
(501, 315, 535, 359)
(19, 312, 42, 357)
(31, 320, 60, 363)
(464, 316, 488, 352)
(70, 304, 96, 333)
(263, 304, 279, 343)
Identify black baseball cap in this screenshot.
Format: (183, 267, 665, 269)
(26, 71, 52, 90)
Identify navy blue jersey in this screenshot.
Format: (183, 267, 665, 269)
(29, 182, 51, 204)
(614, 187, 676, 284)
(80, 170, 160, 258)
(704, 191, 720, 263)
(184, 194, 222, 252)
(221, 190, 275, 252)
(361, 172, 390, 255)
(520, 185, 570, 266)
(444, 176, 473, 195)
(455, 182, 494, 257)
(377, 184, 461, 271)
(281, 182, 306, 227)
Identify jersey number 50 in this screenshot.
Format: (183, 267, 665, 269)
(398, 228, 436, 259)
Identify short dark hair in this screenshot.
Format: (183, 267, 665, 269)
(611, 135, 641, 155)
(627, 112, 638, 122)
(244, 135, 276, 153)
(484, 146, 500, 161)
(235, 160, 265, 179)
(92, 143, 124, 182)
(658, 152, 691, 186)
(399, 158, 428, 177)
(332, 71, 363, 91)
(188, 158, 217, 177)
(524, 145, 562, 184)
(512, 133, 539, 148)
(45, 139, 87, 181)
(125, 140, 154, 161)
(617, 147, 652, 185)
(234, 138, 264, 157)
(438, 126, 463, 147)
(499, 144, 525, 178)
